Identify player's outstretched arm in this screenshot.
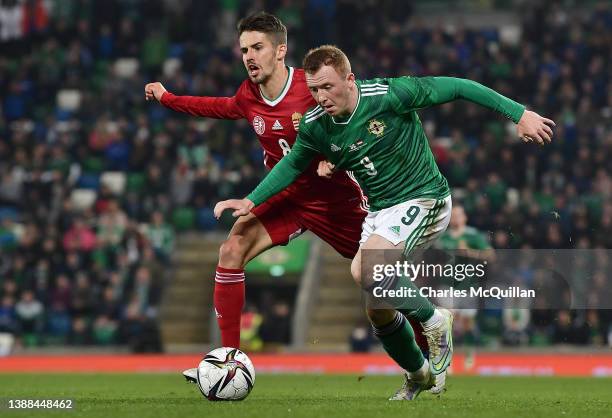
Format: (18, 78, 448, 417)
(144, 81, 243, 120)
(391, 76, 555, 144)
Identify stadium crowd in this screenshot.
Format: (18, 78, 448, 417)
(0, 0, 610, 349)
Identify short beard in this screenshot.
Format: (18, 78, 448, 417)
(251, 72, 271, 85)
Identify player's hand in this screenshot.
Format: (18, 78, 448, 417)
(144, 82, 167, 102)
(214, 198, 255, 219)
(517, 110, 555, 145)
(317, 161, 336, 179)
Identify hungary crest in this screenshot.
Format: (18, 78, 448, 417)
(292, 112, 303, 131)
(367, 119, 386, 137)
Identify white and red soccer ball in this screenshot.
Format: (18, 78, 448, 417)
(197, 347, 256, 401)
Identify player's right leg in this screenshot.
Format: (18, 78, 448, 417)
(399, 196, 454, 380)
(213, 212, 275, 349)
(364, 197, 454, 393)
(351, 234, 434, 400)
(213, 193, 304, 348)
(183, 213, 273, 383)
(353, 198, 455, 398)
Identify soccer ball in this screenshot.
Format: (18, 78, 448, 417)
(196, 347, 256, 401)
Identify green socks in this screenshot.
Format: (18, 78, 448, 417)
(373, 312, 425, 372)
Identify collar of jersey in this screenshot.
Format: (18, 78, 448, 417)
(331, 84, 361, 125)
(259, 66, 294, 107)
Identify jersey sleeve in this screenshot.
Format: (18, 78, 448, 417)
(159, 83, 246, 120)
(247, 127, 320, 206)
(388, 76, 525, 123)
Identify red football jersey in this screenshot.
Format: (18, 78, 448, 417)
(160, 67, 364, 205)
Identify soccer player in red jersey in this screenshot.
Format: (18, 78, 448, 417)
(145, 11, 430, 379)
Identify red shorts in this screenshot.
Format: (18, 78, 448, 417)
(252, 189, 366, 259)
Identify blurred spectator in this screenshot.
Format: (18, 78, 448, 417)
(143, 211, 174, 264)
(438, 204, 492, 345)
(260, 301, 291, 346)
(502, 309, 530, 346)
(69, 316, 92, 345)
(0, 296, 18, 335)
(97, 199, 128, 251)
(240, 304, 263, 353)
(15, 290, 44, 342)
(0, 0, 24, 43)
(92, 314, 118, 345)
(51, 274, 72, 310)
(63, 218, 96, 252)
(46, 301, 71, 341)
(120, 300, 162, 353)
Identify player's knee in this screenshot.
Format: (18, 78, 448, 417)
(366, 308, 396, 327)
(219, 235, 251, 268)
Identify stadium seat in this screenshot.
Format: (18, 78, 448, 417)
(163, 58, 181, 78)
(171, 207, 196, 231)
(56, 89, 82, 111)
(101, 172, 127, 194)
(114, 58, 139, 78)
(83, 157, 105, 173)
(77, 173, 101, 190)
(70, 189, 97, 211)
(0, 207, 18, 221)
(22, 333, 39, 347)
(126, 173, 146, 193)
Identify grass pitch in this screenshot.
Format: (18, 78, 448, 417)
(0, 373, 610, 418)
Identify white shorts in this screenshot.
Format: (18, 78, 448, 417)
(359, 195, 452, 255)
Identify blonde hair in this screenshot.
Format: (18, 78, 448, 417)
(303, 45, 351, 77)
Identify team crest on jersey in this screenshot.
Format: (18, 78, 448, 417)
(367, 119, 386, 137)
(291, 112, 303, 131)
(253, 115, 265, 135)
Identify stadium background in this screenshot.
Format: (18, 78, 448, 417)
(0, 0, 610, 380)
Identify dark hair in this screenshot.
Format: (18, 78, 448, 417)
(237, 12, 287, 46)
(303, 45, 351, 77)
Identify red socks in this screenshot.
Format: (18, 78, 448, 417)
(214, 266, 245, 349)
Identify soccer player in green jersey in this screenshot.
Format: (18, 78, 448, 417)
(215, 45, 555, 400)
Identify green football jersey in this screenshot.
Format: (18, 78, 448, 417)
(296, 78, 451, 210)
(248, 76, 525, 211)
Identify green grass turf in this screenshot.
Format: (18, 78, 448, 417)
(0, 374, 610, 418)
